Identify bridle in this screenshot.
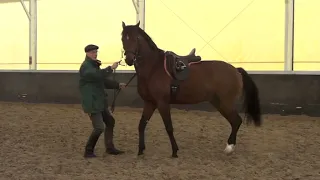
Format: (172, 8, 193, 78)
(123, 36, 143, 66)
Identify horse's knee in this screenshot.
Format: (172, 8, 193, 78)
(138, 119, 148, 132)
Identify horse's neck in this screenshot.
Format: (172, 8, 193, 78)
(135, 48, 163, 80)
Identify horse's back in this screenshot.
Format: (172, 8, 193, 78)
(187, 60, 243, 94)
(191, 60, 240, 77)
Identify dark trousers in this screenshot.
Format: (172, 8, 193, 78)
(85, 109, 116, 153)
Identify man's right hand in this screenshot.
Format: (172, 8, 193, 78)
(111, 61, 120, 69)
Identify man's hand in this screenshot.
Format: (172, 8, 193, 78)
(111, 61, 120, 70)
(119, 83, 126, 89)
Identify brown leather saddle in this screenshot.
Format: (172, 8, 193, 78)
(165, 48, 201, 81)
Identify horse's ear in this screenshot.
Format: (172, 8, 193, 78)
(136, 20, 140, 27)
(122, 21, 126, 29)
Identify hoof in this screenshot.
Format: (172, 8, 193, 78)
(84, 153, 97, 158)
(224, 144, 235, 154)
(106, 148, 125, 155)
(138, 147, 145, 156)
(172, 153, 178, 158)
(172, 155, 178, 158)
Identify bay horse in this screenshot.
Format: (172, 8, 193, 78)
(120, 21, 262, 158)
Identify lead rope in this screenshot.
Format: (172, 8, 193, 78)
(110, 49, 137, 113)
(110, 49, 122, 113)
(110, 73, 136, 113)
(111, 66, 117, 113)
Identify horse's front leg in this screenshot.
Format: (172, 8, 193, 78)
(138, 101, 156, 156)
(157, 101, 179, 158)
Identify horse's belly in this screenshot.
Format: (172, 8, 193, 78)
(171, 66, 212, 104)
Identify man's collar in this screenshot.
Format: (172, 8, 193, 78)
(85, 55, 94, 61)
(85, 56, 101, 67)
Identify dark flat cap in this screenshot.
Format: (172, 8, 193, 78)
(84, 44, 99, 52)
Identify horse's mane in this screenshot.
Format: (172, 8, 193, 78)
(122, 26, 162, 52)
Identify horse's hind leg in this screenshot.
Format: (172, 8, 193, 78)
(157, 101, 179, 158)
(210, 100, 242, 154)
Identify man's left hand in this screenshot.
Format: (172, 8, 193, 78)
(119, 83, 127, 89)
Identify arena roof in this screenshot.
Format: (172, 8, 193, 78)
(0, 0, 41, 4)
(0, 0, 297, 72)
(0, 0, 22, 3)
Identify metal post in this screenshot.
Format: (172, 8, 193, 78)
(132, 0, 145, 30)
(20, 0, 37, 70)
(284, 0, 294, 71)
(29, 0, 37, 70)
(138, 0, 145, 30)
(132, 0, 139, 23)
(135, 0, 139, 24)
(19, 0, 30, 20)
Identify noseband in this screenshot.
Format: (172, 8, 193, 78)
(124, 37, 142, 65)
(124, 50, 138, 63)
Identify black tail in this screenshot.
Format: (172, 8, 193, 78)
(237, 67, 262, 126)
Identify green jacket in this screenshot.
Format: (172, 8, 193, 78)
(78, 56, 120, 114)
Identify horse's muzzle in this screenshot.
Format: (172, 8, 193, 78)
(125, 58, 134, 66)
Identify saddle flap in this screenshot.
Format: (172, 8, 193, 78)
(175, 67, 190, 80)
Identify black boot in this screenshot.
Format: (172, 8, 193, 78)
(84, 129, 102, 158)
(104, 127, 124, 155)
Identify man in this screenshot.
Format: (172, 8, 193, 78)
(79, 44, 126, 158)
